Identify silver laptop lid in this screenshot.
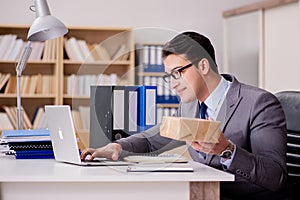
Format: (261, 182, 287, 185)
(45, 105, 82, 164)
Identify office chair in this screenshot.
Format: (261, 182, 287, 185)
(275, 91, 300, 200)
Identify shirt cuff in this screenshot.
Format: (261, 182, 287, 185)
(220, 143, 236, 169)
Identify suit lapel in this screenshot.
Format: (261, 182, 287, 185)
(206, 74, 243, 165)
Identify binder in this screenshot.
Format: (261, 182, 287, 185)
(90, 85, 128, 148)
(112, 86, 128, 140)
(90, 85, 114, 148)
(149, 45, 156, 72)
(138, 86, 157, 132)
(124, 86, 139, 135)
(142, 45, 150, 72)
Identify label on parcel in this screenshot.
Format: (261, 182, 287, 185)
(160, 116, 221, 143)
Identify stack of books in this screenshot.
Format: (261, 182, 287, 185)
(1, 129, 54, 159)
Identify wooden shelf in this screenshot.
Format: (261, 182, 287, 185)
(137, 72, 165, 77)
(0, 25, 134, 131)
(157, 103, 179, 108)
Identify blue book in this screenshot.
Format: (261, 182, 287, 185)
(2, 129, 50, 138)
(138, 86, 157, 132)
(15, 149, 54, 159)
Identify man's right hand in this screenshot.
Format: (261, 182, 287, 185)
(80, 143, 122, 161)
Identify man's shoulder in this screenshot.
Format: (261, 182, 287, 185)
(226, 73, 275, 98)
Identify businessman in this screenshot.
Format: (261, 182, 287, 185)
(81, 31, 287, 199)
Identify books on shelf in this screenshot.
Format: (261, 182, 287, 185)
(32, 107, 47, 129)
(0, 34, 17, 59)
(64, 36, 129, 62)
(65, 73, 124, 96)
(112, 44, 129, 61)
(0, 73, 55, 95)
(0, 112, 14, 130)
(0, 73, 11, 92)
(0, 34, 55, 61)
(93, 44, 111, 60)
(2, 106, 33, 130)
(42, 39, 56, 60)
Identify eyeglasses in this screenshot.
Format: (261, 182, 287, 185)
(162, 63, 193, 83)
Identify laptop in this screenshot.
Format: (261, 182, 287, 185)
(45, 105, 131, 166)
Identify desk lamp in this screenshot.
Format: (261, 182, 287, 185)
(16, 0, 68, 129)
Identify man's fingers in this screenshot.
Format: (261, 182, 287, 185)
(80, 148, 95, 160)
(190, 141, 216, 153)
(111, 151, 119, 161)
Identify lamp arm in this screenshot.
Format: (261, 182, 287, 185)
(16, 41, 32, 130)
(16, 41, 32, 76)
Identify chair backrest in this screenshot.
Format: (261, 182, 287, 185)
(275, 91, 300, 178)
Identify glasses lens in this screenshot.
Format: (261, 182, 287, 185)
(172, 70, 181, 79)
(163, 74, 170, 83)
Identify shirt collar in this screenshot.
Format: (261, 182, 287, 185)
(199, 76, 230, 118)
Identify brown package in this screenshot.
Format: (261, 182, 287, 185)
(160, 116, 221, 143)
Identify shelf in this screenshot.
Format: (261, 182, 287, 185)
(157, 103, 179, 108)
(0, 60, 57, 64)
(0, 94, 57, 98)
(64, 60, 131, 65)
(137, 72, 165, 77)
(63, 95, 90, 99)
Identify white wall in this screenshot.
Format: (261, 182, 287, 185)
(0, 0, 262, 71)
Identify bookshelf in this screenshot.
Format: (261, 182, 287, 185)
(61, 27, 134, 146)
(0, 25, 135, 142)
(0, 25, 59, 130)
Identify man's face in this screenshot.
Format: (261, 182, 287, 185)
(164, 54, 207, 103)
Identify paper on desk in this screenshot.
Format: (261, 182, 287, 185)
(160, 116, 221, 143)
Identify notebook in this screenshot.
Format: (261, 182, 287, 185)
(44, 105, 131, 166)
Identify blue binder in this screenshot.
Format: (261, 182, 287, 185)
(138, 86, 157, 132)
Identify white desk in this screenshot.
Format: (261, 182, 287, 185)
(0, 156, 234, 200)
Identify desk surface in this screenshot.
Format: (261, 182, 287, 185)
(0, 156, 234, 183)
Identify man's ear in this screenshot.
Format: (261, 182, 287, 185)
(198, 58, 210, 75)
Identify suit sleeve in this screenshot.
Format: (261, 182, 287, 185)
(116, 106, 185, 154)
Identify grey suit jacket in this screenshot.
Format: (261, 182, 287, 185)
(117, 74, 287, 199)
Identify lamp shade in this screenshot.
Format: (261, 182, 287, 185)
(27, 0, 68, 41)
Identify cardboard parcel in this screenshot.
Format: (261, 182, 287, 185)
(160, 116, 221, 143)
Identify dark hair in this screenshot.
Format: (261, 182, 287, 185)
(162, 31, 218, 72)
